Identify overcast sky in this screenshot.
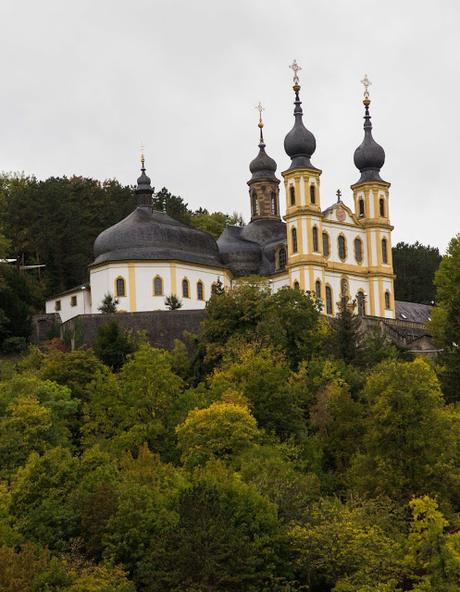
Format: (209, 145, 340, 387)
(1, 0, 458, 251)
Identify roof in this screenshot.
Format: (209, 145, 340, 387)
(394, 300, 433, 323)
(93, 207, 225, 269)
(47, 284, 90, 300)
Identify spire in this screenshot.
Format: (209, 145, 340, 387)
(353, 75, 386, 184)
(135, 148, 154, 208)
(248, 102, 278, 183)
(284, 59, 317, 170)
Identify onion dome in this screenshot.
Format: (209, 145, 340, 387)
(353, 79, 386, 183)
(284, 79, 317, 170)
(248, 111, 278, 183)
(93, 158, 224, 268)
(135, 153, 154, 208)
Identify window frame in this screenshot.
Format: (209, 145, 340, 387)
(379, 197, 385, 217)
(289, 185, 296, 206)
(382, 237, 388, 264)
(291, 227, 298, 253)
(182, 277, 190, 299)
(322, 231, 330, 258)
(293, 280, 300, 290)
(312, 226, 319, 252)
(337, 234, 347, 260)
(153, 275, 163, 296)
(325, 285, 333, 315)
(315, 279, 321, 299)
(278, 246, 287, 270)
(354, 237, 363, 263)
(70, 295, 77, 307)
(115, 276, 126, 298)
(359, 198, 365, 217)
(196, 280, 204, 301)
(55, 300, 61, 312)
(385, 290, 391, 309)
(310, 184, 316, 204)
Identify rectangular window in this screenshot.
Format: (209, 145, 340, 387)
(55, 300, 61, 311)
(70, 295, 77, 307)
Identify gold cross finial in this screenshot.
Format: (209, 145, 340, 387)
(255, 101, 265, 128)
(336, 188, 342, 202)
(140, 143, 145, 169)
(289, 59, 302, 85)
(360, 74, 371, 100)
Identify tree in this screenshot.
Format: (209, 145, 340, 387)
(431, 234, 460, 401)
(94, 321, 135, 371)
(190, 209, 244, 239)
(165, 294, 182, 310)
(97, 293, 118, 313)
(348, 358, 460, 506)
(136, 462, 280, 592)
(328, 297, 362, 365)
(176, 400, 260, 467)
(393, 241, 441, 304)
(152, 187, 192, 225)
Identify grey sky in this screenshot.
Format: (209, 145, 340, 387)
(1, 0, 458, 251)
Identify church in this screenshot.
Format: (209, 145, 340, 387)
(46, 64, 396, 324)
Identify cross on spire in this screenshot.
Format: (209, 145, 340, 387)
(336, 188, 342, 202)
(255, 101, 265, 126)
(289, 59, 302, 85)
(360, 74, 371, 99)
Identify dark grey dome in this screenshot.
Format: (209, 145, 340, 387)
(284, 85, 317, 170)
(217, 225, 261, 276)
(353, 100, 386, 183)
(249, 127, 278, 183)
(136, 170, 152, 189)
(93, 207, 224, 268)
(240, 218, 286, 246)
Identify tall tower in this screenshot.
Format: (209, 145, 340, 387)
(247, 102, 281, 220)
(352, 75, 395, 318)
(282, 60, 324, 292)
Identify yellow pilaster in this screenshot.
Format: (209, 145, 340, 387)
(128, 263, 137, 312)
(170, 262, 177, 295)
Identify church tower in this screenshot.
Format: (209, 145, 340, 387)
(282, 60, 324, 293)
(352, 76, 395, 317)
(247, 103, 281, 220)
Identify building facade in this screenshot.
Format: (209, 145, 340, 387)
(46, 68, 395, 323)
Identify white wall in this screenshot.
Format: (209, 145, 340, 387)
(45, 288, 91, 323)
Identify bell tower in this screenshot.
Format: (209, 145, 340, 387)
(351, 75, 395, 318)
(247, 102, 280, 220)
(282, 60, 324, 292)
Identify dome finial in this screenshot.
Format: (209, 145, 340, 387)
(135, 147, 154, 208)
(255, 101, 265, 145)
(353, 75, 386, 184)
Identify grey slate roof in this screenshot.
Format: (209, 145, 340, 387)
(395, 300, 433, 323)
(93, 207, 224, 268)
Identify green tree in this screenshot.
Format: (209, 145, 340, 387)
(94, 321, 135, 371)
(165, 294, 182, 310)
(404, 496, 460, 591)
(152, 187, 192, 225)
(431, 234, 460, 401)
(190, 209, 244, 239)
(136, 462, 280, 592)
(393, 241, 441, 304)
(328, 297, 362, 365)
(348, 358, 460, 506)
(176, 400, 260, 467)
(97, 293, 118, 313)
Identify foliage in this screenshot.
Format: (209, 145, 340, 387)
(190, 208, 244, 239)
(98, 293, 118, 313)
(94, 321, 136, 371)
(393, 241, 442, 304)
(165, 294, 182, 310)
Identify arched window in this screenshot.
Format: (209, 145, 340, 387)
(271, 192, 277, 215)
(354, 237, 363, 263)
(341, 277, 349, 299)
(379, 198, 385, 217)
(325, 286, 333, 314)
(153, 275, 163, 296)
(293, 280, 300, 290)
(251, 191, 259, 216)
(315, 279, 321, 298)
(359, 199, 365, 217)
(290, 185, 296, 206)
(385, 290, 391, 309)
(310, 184, 316, 204)
(338, 235, 346, 260)
(382, 238, 388, 264)
(278, 246, 287, 270)
(197, 281, 204, 301)
(357, 291, 366, 315)
(312, 226, 319, 252)
(182, 278, 190, 298)
(291, 227, 298, 253)
(115, 277, 126, 297)
(322, 231, 330, 257)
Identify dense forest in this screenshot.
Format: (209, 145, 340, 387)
(0, 229, 459, 589)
